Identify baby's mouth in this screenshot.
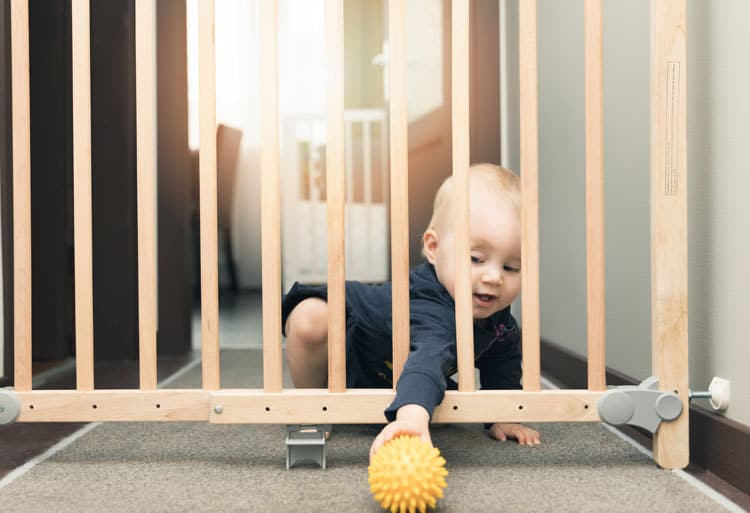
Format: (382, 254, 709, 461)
(473, 293, 496, 306)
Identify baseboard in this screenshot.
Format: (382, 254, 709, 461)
(541, 338, 750, 498)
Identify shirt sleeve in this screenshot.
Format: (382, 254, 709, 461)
(384, 297, 456, 422)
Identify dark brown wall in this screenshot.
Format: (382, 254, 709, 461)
(0, 1, 192, 382)
(91, 0, 193, 360)
(29, 0, 74, 361)
(0, 1, 77, 367)
(90, 0, 139, 361)
(156, 0, 192, 355)
(470, 0, 500, 165)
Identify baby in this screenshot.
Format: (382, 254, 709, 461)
(282, 163, 540, 458)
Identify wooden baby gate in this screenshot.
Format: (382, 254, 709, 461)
(4, 0, 689, 470)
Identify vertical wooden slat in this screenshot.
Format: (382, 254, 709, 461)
(10, 0, 31, 391)
(363, 121, 372, 275)
(388, 0, 409, 385)
(345, 120, 353, 268)
(345, 121, 353, 202)
(135, 0, 158, 391)
(198, 0, 220, 390)
(650, 0, 689, 470)
(260, 0, 283, 392)
(307, 121, 316, 199)
(381, 117, 388, 209)
(363, 122, 372, 204)
(519, 0, 541, 391)
(72, 0, 94, 391)
(325, 0, 346, 392)
(584, 0, 605, 391)
(452, 0, 474, 392)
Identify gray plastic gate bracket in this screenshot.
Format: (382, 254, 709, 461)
(597, 376, 683, 434)
(285, 424, 331, 470)
(0, 389, 21, 425)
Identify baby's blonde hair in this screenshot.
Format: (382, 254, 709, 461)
(425, 163, 520, 233)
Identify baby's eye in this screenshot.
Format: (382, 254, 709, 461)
(471, 256, 483, 264)
(504, 265, 520, 273)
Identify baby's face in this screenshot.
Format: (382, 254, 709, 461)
(424, 188, 522, 319)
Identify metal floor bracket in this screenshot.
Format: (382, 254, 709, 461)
(0, 389, 21, 425)
(286, 424, 331, 470)
(598, 376, 683, 434)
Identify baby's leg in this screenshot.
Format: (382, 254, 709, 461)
(284, 297, 329, 388)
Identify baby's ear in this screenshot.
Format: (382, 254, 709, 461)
(422, 229, 439, 264)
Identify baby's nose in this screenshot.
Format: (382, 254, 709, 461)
(482, 269, 502, 284)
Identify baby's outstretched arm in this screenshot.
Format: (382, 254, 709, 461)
(369, 404, 432, 461)
(488, 422, 541, 446)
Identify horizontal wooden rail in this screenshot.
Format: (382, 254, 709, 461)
(16, 390, 208, 422)
(15, 389, 603, 424)
(208, 389, 602, 424)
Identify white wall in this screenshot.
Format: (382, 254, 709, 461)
(215, 1, 263, 290)
(188, 0, 263, 289)
(187, 0, 387, 289)
(504, 0, 749, 425)
(686, 0, 750, 425)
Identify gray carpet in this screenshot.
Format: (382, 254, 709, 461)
(0, 349, 732, 513)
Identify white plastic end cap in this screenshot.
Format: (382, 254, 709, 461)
(708, 377, 730, 411)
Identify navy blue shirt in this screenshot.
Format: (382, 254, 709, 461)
(281, 262, 522, 422)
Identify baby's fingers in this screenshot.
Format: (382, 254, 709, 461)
(490, 427, 507, 442)
(488, 423, 509, 442)
(518, 427, 541, 446)
(370, 426, 397, 460)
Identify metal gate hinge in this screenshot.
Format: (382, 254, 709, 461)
(597, 376, 683, 434)
(0, 389, 21, 425)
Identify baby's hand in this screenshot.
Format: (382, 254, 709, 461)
(369, 404, 432, 462)
(488, 422, 540, 446)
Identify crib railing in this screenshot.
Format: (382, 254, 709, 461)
(6, 0, 689, 470)
(280, 109, 389, 291)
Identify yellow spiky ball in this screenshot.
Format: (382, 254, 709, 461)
(368, 435, 448, 513)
